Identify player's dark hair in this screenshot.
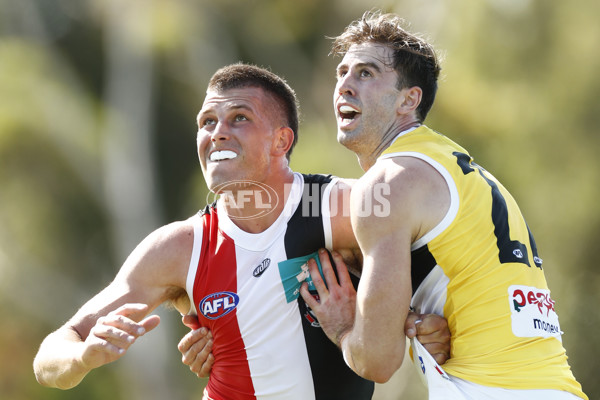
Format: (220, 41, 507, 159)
(331, 10, 441, 122)
(208, 63, 300, 160)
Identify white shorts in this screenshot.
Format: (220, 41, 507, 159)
(411, 338, 584, 400)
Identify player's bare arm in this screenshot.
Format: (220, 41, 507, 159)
(303, 156, 450, 382)
(347, 156, 449, 381)
(33, 219, 194, 389)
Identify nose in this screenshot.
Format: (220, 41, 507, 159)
(196, 121, 230, 157)
(210, 121, 230, 142)
(336, 73, 355, 97)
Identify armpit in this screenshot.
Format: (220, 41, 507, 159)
(165, 286, 190, 314)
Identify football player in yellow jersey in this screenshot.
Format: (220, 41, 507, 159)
(300, 10, 588, 400)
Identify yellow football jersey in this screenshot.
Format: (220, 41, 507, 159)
(379, 125, 587, 399)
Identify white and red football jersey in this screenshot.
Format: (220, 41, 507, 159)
(185, 173, 373, 400)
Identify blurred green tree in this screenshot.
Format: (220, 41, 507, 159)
(0, 0, 597, 399)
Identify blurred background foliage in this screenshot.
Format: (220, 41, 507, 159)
(1, 0, 598, 399)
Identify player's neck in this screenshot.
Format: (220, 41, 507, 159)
(358, 122, 421, 171)
(221, 168, 295, 234)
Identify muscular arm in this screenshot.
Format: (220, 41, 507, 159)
(342, 157, 450, 382)
(343, 187, 412, 382)
(33, 220, 193, 389)
(302, 158, 450, 383)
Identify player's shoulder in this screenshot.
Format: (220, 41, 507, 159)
(153, 216, 195, 237)
(354, 156, 449, 237)
(359, 155, 443, 195)
(352, 158, 432, 220)
(139, 217, 196, 264)
(114, 217, 197, 297)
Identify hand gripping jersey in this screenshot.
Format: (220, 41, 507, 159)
(380, 125, 587, 399)
(185, 173, 374, 400)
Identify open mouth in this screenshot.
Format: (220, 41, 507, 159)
(338, 104, 360, 122)
(210, 150, 237, 162)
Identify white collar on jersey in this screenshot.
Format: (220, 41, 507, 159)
(216, 172, 304, 251)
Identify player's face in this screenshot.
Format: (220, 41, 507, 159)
(333, 43, 404, 155)
(196, 87, 281, 192)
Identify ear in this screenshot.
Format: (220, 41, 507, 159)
(397, 86, 422, 115)
(272, 126, 295, 157)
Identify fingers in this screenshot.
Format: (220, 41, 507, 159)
(421, 342, 450, 365)
(101, 306, 155, 337)
(308, 254, 329, 295)
(113, 303, 151, 322)
(300, 282, 320, 310)
(415, 313, 448, 337)
(77, 303, 160, 372)
(300, 249, 358, 348)
(140, 315, 161, 333)
(432, 352, 449, 365)
(300, 249, 339, 309)
(414, 313, 451, 365)
(88, 304, 157, 354)
(329, 251, 353, 287)
(416, 314, 450, 345)
(404, 311, 421, 339)
(182, 314, 201, 330)
(178, 326, 209, 354)
(308, 249, 350, 294)
(198, 352, 215, 378)
(178, 328, 214, 377)
(87, 321, 134, 356)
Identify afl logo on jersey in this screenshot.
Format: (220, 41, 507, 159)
(253, 258, 271, 277)
(199, 291, 239, 320)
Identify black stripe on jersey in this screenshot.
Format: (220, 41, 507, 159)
(285, 174, 374, 400)
(283, 174, 330, 257)
(199, 202, 216, 216)
(411, 244, 438, 294)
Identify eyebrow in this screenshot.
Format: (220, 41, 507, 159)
(197, 103, 253, 121)
(229, 104, 253, 112)
(337, 61, 382, 74)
